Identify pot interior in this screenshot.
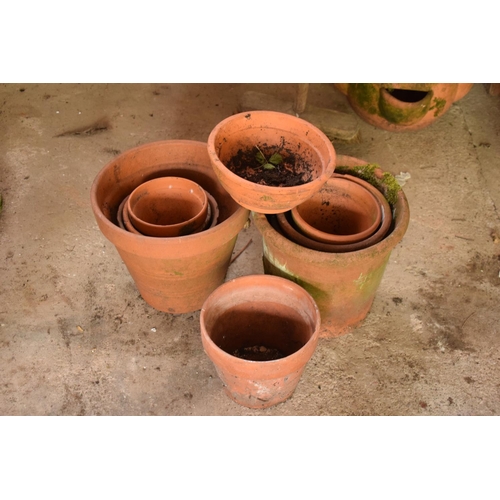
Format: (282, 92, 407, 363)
(207, 302, 314, 360)
(211, 113, 329, 182)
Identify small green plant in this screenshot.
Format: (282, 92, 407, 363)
(255, 146, 283, 170)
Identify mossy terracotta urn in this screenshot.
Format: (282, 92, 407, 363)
(335, 83, 473, 132)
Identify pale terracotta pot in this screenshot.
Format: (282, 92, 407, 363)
(200, 275, 320, 409)
(290, 175, 382, 244)
(90, 140, 250, 314)
(207, 110, 336, 214)
(253, 155, 410, 337)
(335, 83, 474, 132)
(127, 177, 208, 237)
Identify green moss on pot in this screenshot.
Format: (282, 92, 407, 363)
(335, 163, 401, 207)
(429, 97, 446, 117)
(348, 84, 379, 115)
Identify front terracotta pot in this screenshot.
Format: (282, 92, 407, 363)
(207, 111, 336, 214)
(336, 83, 473, 132)
(200, 275, 321, 409)
(90, 140, 250, 314)
(253, 155, 410, 337)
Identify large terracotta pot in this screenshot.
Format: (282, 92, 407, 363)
(200, 275, 321, 409)
(90, 140, 250, 314)
(253, 155, 410, 337)
(207, 110, 336, 214)
(335, 83, 474, 132)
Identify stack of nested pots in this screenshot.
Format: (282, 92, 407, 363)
(90, 140, 250, 314)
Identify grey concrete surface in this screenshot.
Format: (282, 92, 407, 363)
(1, 83, 499, 415)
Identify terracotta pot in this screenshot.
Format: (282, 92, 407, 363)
(200, 275, 321, 409)
(127, 177, 208, 237)
(116, 196, 127, 231)
(206, 110, 336, 214)
(90, 140, 250, 313)
(253, 155, 410, 337)
(335, 83, 474, 132)
(205, 191, 219, 229)
(274, 173, 392, 253)
(119, 187, 218, 236)
(121, 195, 142, 235)
(291, 175, 382, 244)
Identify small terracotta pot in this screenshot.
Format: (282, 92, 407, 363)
(127, 177, 208, 237)
(200, 275, 321, 409)
(205, 191, 219, 229)
(335, 83, 474, 132)
(207, 111, 336, 214)
(119, 188, 218, 236)
(253, 155, 410, 337)
(90, 140, 250, 313)
(291, 176, 382, 244)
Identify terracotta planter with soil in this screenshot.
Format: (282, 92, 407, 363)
(207, 110, 336, 214)
(253, 155, 410, 337)
(291, 175, 382, 244)
(335, 83, 473, 132)
(90, 140, 250, 313)
(200, 275, 321, 409)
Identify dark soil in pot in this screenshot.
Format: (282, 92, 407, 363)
(231, 345, 285, 362)
(225, 143, 315, 187)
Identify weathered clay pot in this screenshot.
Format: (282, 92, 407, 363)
(335, 83, 473, 132)
(207, 110, 336, 214)
(291, 175, 382, 244)
(90, 140, 250, 313)
(200, 275, 321, 409)
(127, 177, 208, 237)
(253, 155, 410, 337)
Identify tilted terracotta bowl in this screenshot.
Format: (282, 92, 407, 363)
(127, 177, 208, 237)
(207, 111, 336, 214)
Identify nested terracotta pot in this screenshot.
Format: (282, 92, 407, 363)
(335, 83, 473, 132)
(200, 275, 321, 409)
(127, 177, 209, 237)
(253, 155, 410, 338)
(290, 175, 382, 245)
(207, 110, 336, 214)
(90, 140, 250, 314)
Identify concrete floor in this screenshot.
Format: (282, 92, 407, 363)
(1, 83, 499, 416)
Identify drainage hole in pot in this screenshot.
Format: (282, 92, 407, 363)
(385, 88, 429, 103)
